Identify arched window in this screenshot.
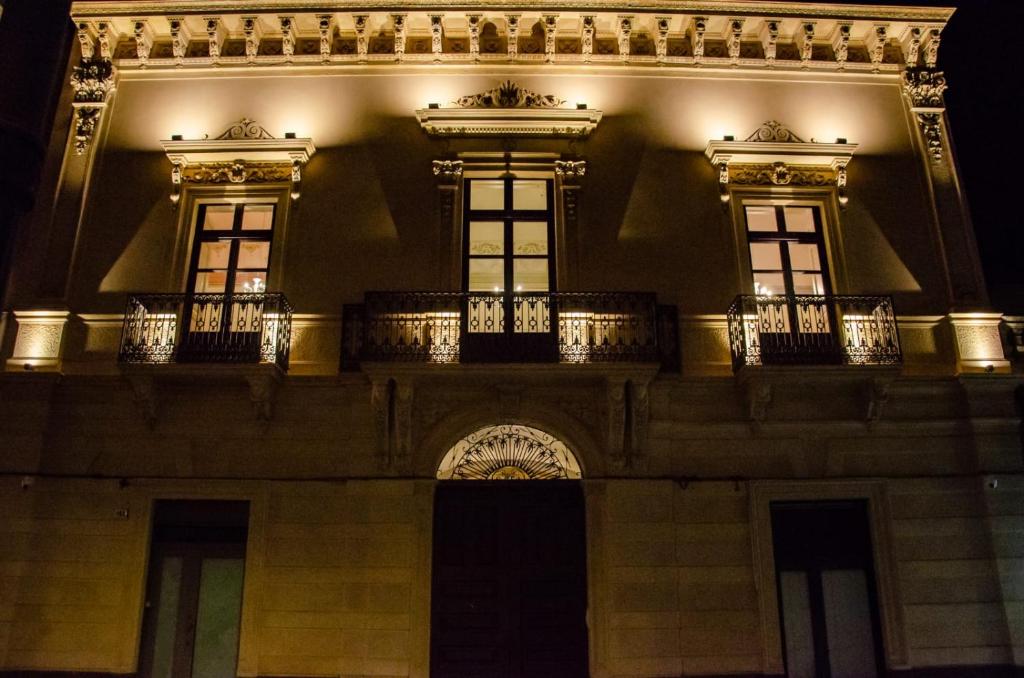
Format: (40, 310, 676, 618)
(437, 424, 582, 480)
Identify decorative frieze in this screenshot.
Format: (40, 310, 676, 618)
(69, 57, 117, 155)
(729, 162, 834, 187)
(180, 162, 293, 184)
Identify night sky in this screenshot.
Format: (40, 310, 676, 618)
(831, 0, 1024, 311)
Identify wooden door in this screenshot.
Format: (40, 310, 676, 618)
(430, 482, 589, 677)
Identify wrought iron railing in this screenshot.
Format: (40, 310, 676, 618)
(727, 294, 901, 370)
(342, 291, 677, 368)
(118, 293, 293, 369)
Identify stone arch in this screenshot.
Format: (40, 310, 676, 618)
(437, 423, 583, 480)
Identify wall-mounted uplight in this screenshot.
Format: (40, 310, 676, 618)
(723, 135, 735, 141)
(170, 134, 183, 141)
(428, 102, 440, 110)
(576, 102, 588, 110)
(284, 131, 297, 139)
(836, 137, 848, 144)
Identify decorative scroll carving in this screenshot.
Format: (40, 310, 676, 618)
(692, 17, 707, 63)
(205, 17, 222, 61)
(506, 14, 520, 59)
(581, 15, 595, 62)
(317, 14, 333, 62)
(96, 22, 116, 60)
(729, 163, 833, 187)
(832, 22, 851, 67)
(617, 16, 632, 61)
(455, 80, 564, 108)
(280, 16, 295, 60)
(133, 20, 153, 65)
(70, 58, 117, 155)
(555, 159, 587, 181)
(923, 28, 941, 67)
(745, 120, 806, 143)
(430, 15, 443, 60)
(835, 161, 849, 207)
(901, 26, 922, 66)
(903, 68, 948, 163)
(728, 19, 743, 65)
(217, 117, 274, 140)
(798, 22, 815, 65)
(242, 16, 261, 63)
(392, 14, 406, 61)
(916, 113, 944, 163)
(760, 20, 778, 66)
(867, 24, 887, 71)
(169, 17, 190, 65)
(432, 159, 464, 181)
(76, 22, 95, 59)
(181, 162, 293, 184)
(655, 17, 670, 62)
(353, 14, 368, 61)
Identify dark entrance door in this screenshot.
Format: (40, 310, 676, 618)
(430, 482, 589, 678)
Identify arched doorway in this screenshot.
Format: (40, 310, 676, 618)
(430, 424, 589, 678)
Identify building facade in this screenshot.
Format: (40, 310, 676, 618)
(0, 1, 1022, 676)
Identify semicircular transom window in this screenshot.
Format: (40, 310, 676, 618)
(437, 424, 582, 480)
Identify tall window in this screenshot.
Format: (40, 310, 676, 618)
(772, 501, 884, 678)
(463, 178, 555, 294)
(187, 203, 276, 295)
(744, 204, 831, 297)
(138, 500, 249, 678)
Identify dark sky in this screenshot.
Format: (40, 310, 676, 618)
(831, 0, 1023, 311)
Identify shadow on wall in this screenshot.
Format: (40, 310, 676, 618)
(92, 151, 177, 309)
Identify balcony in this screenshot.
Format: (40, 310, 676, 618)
(727, 295, 902, 370)
(118, 293, 293, 370)
(342, 292, 678, 369)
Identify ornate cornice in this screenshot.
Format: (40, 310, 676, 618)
(455, 81, 563, 109)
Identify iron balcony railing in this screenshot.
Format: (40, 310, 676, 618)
(727, 294, 902, 370)
(118, 293, 293, 369)
(342, 291, 679, 369)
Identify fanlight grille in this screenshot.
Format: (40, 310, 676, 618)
(437, 425, 582, 480)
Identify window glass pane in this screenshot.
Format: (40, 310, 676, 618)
(514, 222, 548, 255)
(192, 558, 245, 678)
(780, 571, 817, 678)
(194, 271, 228, 293)
(513, 259, 549, 292)
(822, 569, 878, 678)
(784, 206, 817, 232)
(753, 272, 785, 296)
(202, 205, 235, 230)
(468, 259, 504, 292)
(792, 273, 826, 295)
(512, 180, 547, 210)
(749, 243, 782, 271)
(469, 222, 504, 255)
(788, 243, 822, 271)
(235, 271, 268, 293)
(198, 242, 230, 269)
(469, 180, 505, 211)
(150, 556, 182, 678)
(241, 204, 274, 230)
(237, 241, 270, 269)
(745, 205, 778, 232)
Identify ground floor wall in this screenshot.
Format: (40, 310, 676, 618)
(0, 473, 1021, 677)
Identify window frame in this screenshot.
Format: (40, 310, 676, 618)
(743, 203, 833, 298)
(185, 202, 277, 297)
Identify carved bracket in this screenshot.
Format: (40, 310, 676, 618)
(370, 377, 414, 472)
(606, 376, 651, 472)
(902, 68, 948, 164)
(743, 378, 773, 430)
(69, 57, 118, 155)
(126, 374, 157, 428)
(864, 376, 892, 426)
(247, 371, 282, 422)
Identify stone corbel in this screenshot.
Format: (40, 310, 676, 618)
(280, 16, 296, 61)
(370, 377, 414, 471)
(630, 381, 650, 468)
(655, 17, 670, 62)
(168, 17, 191, 66)
(607, 378, 627, 467)
(744, 378, 772, 430)
(902, 67, 948, 163)
(727, 18, 744, 65)
(760, 20, 778, 66)
(317, 14, 334, 62)
(797, 21, 816, 67)
(691, 17, 707, 64)
(467, 14, 482, 60)
(867, 24, 888, 72)
(506, 15, 521, 59)
(247, 370, 281, 421)
(617, 16, 632, 62)
(95, 21, 119, 60)
(833, 159, 849, 208)
(353, 15, 369, 61)
(132, 19, 154, 66)
(606, 377, 652, 471)
(544, 15, 558, 63)
(371, 378, 391, 468)
(242, 16, 262, 64)
(923, 28, 941, 67)
(864, 376, 892, 426)
(126, 374, 158, 428)
(392, 14, 407, 61)
(70, 57, 118, 155)
(581, 16, 595, 62)
(394, 381, 414, 471)
(831, 22, 851, 68)
(900, 25, 922, 67)
(76, 22, 96, 59)
(430, 15, 444, 61)
(204, 17, 224, 62)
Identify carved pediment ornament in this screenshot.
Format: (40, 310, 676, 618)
(745, 120, 806, 143)
(455, 80, 565, 109)
(161, 118, 316, 204)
